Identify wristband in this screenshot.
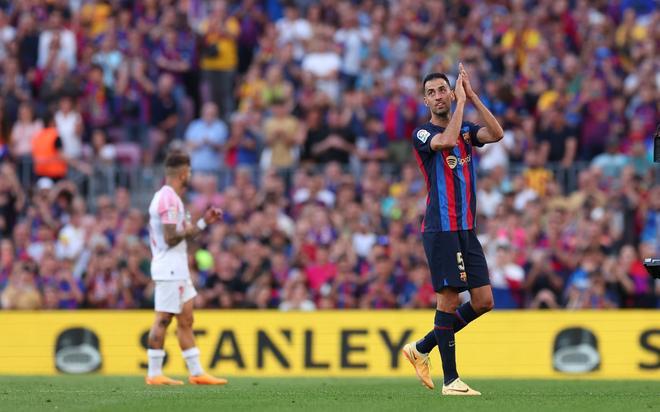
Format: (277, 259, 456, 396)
(196, 218, 207, 231)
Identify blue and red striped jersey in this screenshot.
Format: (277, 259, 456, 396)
(412, 121, 483, 232)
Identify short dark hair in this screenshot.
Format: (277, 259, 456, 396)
(422, 72, 451, 93)
(164, 149, 190, 170)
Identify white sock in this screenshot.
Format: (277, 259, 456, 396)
(147, 349, 165, 377)
(182, 347, 204, 376)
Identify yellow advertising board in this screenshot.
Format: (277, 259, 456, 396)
(0, 311, 658, 378)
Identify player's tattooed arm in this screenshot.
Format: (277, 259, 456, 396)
(459, 63, 504, 143)
(163, 223, 187, 247)
(163, 208, 222, 247)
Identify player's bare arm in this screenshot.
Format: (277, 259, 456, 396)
(428, 73, 467, 151)
(459, 63, 504, 143)
(162, 207, 222, 247)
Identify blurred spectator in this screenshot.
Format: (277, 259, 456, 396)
(37, 10, 76, 71)
(306, 105, 355, 165)
(31, 112, 67, 181)
(185, 102, 228, 174)
(0, 9, 15, 61)
(1, 262, 42, 310)
(262, 98, 303, 170)
(538, 107, 577, 167)
(148, 73, 178, 164)
(81, 65, 112, 132)
(279, 282, 316, 311)
(301, 37, 341, 103)
(591, 138, 630, 179)
(115, 57, 154, 147)
(0, 163, 25, 237)
(225, 112, 260, 168)
(10, 102, 42, 169)
(54, 96, 83, 161)
(200, 0, 240, 119)
(490, 241, 524, 309)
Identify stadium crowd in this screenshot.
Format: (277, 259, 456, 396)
(0, 0, 658, 311)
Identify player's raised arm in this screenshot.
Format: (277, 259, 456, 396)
(459, 63, 504, 144)
(427, 73, 467, 151)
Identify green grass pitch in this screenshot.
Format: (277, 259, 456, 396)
(1, 376, 658, 412)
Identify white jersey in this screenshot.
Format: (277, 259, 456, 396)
(148, 185, 190, 280)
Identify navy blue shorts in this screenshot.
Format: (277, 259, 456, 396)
(422, 230, 490, 293)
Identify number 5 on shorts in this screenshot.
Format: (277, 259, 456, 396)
(457, 252, 467, 282)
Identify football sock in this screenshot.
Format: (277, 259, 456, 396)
(415, 331, 437, 354)
(433, 310, 459, 385)
(416, 302, 481, 353)
(182, 347, 204, 376)
(147, 349, 165, 377)
(453, 302, 479, 333)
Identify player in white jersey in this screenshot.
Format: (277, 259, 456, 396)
(145, 149, 226, 386)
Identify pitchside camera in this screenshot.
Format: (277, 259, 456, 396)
(643, 258, 660, 280)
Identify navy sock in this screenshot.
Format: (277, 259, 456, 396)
(415, 331, 436, 354)
(433, 310, 458, 385)
(416, 303, 480, 354)
(453, 302, 479, 333)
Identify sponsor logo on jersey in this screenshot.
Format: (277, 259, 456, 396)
(446, 154, 471, 169)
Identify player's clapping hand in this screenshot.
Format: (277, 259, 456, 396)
(458, 62, 476, 101)
(454, 71, 467, 103)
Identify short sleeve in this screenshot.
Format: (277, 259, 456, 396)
(467, 122, 484, 147)
(412, 127, 432, 153)
(210, 121, 228, 144)
(158, 189, 181, 224)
